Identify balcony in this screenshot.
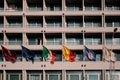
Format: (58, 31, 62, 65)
(66, 0, 82, 11)
(26, 16, 43, 28)
(6, 16, 22, 28)
(84, 16, 102, 28)
(105, 0, 120, 11)
(0, 0, 4, 11)
(45, 16, 62, 28)
(45, 33, 62, 45)
(84, 0, 101, 11)
(66, 33, 83, 45)
(66, 16, 83, 28)
(6, 0, 23, 11)
(45, 0, 62, 11)
(26, 0, 43, 11)
(26, 33, 43, 45)
(85, 33, 102, 45)
(105, 16, 120, 27)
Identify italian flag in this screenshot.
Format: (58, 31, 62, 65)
(42, 45, 57, 64)
(62, 45, 76, 62)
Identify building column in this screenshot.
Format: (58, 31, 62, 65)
(62, 70, 66, 80)
(22, 70, 26, 80)
(3, 70, 6, 80)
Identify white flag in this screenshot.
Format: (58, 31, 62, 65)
(103, 47, 116, 62)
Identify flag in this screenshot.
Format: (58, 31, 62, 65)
(103, 47, 116, 62)
(21, 46, 35, 63)
(62, 45, 76, 62)
(1, 45, 17, 63)
(84, 46, 96, 61)
(42, 45, 56, 64)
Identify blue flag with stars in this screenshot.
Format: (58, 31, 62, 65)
(21, 46, 35, 63)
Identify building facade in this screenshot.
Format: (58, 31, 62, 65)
(0, 0, 120, 80)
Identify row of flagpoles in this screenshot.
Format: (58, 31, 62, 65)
(0, 45, 116, 64)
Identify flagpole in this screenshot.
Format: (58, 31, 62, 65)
(82, 64, 86, 80)
(109, 28, 118, 80)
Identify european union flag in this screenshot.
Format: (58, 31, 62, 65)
(84, 46, 96, 61)
(21, 46, 35, 63)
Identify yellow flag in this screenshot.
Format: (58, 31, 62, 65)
(62, 45, 76, 62)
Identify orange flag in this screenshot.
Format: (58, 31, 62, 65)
(62, 45, 76, 62)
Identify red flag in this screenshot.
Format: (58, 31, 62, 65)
(51, 53, 57, 64)
(1, 46, 17, 63)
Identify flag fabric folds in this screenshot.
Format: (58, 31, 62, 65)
(21, 46, 35, 63)
(84, 46, 96, 61)
(1, 45, 17, 63)
(62, 45, 76, 62)
(42, 45, 56, 64)
(103, 47, 116, 62)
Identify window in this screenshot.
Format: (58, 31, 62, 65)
(56, 53, 62, 61)
(106, 71, 120, 80)
(45, 71, 62, 80)
(6, 71, 22, 80)
(16, 53, 22, 61)
(76, 53, 83, 61)
(66, 70, 82, 80)
(86, 71, 102, 80)
(66, 38, 82, 45)
(34, 52, 43, 61)
(29, 38, 36, 45)
(85, 38, 92, 45)
(0, 53, 3, 61)
(89, 75, 98, 80)
(9, 37, 22, 45)
(47, 21, 62, 28)
(47, 4, 61, 11)
(27, 70, 43, 80)
(47, 38, 62, 45)
(106, 38, 112, 45)
(113, 38, 120, 45)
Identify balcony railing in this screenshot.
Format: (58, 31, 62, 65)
(6, 41, 22, 45)
(7, 24, 23, 28)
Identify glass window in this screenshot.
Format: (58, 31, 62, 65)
(114, 22, 120, 27)
(85, 22, 92, 27)
(29, 38, 36, 45)
(76, 53, 83, 61)
(93, 38, 101, 45)
(96, 54, 101, 61)
(70, 75, 79, 80)
(56, 53, 62, 61)
(93, 22, 101, 27)
(106, 22, 113, 27)
(106, 72, 119, 80)
(49, 75, 58, 80)
(10, 75, 19, 80)
(86, 71, 101, 80)
(46, 71, 62, 80)
(116, 53, 120, 61)
(89, 75, 98, 80)
(85, 5, 92, 11)
(106, 38, 112, 45)
(30, 75, 39, 80)
(113, 38, 120, 45)
(66, 70, 82, 80)
(27, 70, 43, 80)
(16, 53, 22, 61)
(34, 53, 42, 61)
(85, 38, 92, 45)
(0, 53, 3, 61)
(6, 73, 22, 80)
(9, 37, 22, 45)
